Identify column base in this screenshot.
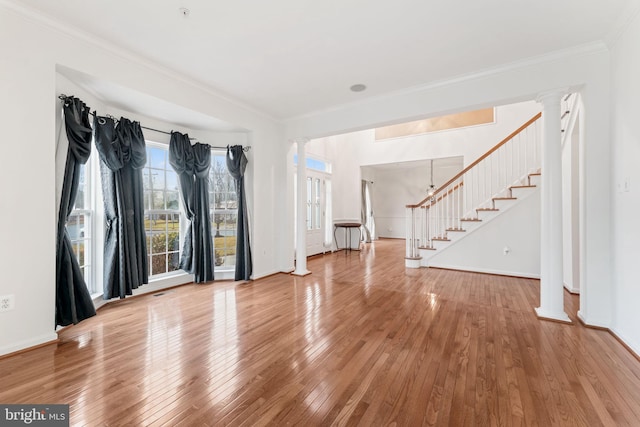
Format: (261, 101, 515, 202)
(535, 307, 572, 323)
(291, 269, 311, 277)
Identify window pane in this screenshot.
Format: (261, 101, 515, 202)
(166, 170, 179, 191)
(227, 191, 237, 209)
(77, 241, 85, 266)
(306, 177, 312, 230)
(143, 169, 151, 190)
(150, 169, 165, 190)
(75, 190, 85, 210)
(153, 233, 167, 254)
(166, 191, 179, 210)
(75, 166, 86, 209)
(168, 252, 180, 272)
(152, 191, 165, 210)
(169, 231, 180, 251)
(152, 254, 166, 275)
(148, 147, 166, 169)
(143, 145, 183, 278)
(168, 213, 180, 232)
(315, 178, 321, 230)
(67, 214, 81, 240)
(210, 152, 237, 269)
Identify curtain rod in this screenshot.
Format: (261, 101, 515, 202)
(59, 94, 251, 152)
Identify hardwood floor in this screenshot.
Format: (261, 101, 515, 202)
(2, 239, 640, 426)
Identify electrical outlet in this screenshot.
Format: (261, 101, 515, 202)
(0, 295, 14, 312)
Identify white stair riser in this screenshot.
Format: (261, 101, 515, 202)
(510, 187, 536, 199)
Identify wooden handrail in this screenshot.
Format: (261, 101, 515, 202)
(410, 112, 541, 208)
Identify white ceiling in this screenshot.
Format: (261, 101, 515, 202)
(12, 0, 632, 120)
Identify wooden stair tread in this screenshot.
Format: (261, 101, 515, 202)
(461, 218, 482, 222)
(493, 197, 516, 200)
(477, 208, 499, 211)
(418, 246, 436, 250)
(510, 185, 536, 189)
(446, 228, 466, 232)
(432, 237, 450, 241)
(529, 172, 541, 176)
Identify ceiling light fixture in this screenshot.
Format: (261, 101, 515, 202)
(350, 84, 367, 92)
(427, 159, 436, 202)
(179, 7, 190, 17)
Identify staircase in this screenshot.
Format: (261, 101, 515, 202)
(405, 112, 543, 268)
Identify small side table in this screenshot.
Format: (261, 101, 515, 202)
(334, 222, 362, 251)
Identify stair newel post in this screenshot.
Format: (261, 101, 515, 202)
(406, 205, 417, 259)
(405, 206, 411, 258)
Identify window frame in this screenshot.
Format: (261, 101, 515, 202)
(143, 142, 183, 279)
(209, 151, 238, 271)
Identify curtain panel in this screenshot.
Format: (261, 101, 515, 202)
(169, 132, 214, 283)
(361, 180, 371, 243)
(55, 97, 97, 326)
(226, 145, 252, 281)
(361, 180, 376, 242)
(94, 116, 148, 299)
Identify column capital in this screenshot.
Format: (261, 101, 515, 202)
(536, 88, 570, 105)
(292, 137, 310, 145)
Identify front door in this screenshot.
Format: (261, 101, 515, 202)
(306, 171, 326, 256)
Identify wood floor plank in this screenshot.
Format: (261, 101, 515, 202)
(1, 239, 640, 426)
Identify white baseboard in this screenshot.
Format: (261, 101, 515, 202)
(577, 310, 609, 329)
(253, 269, 287, 280)
(0, 332, 58, 357)
(608, 326, 640, 359)
(564, 283, 580, 294)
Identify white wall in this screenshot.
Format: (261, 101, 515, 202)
(428, 188, 541, 277)
(610, 9, 640, 355)
(0, 4, 286, 356)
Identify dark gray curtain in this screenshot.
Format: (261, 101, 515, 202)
(169, 132, 214, 283)
(360, 180, 371, 242)
(226, 145, 252, 281)
(94, 116, 148, 299)
(56, 97, 97, 326)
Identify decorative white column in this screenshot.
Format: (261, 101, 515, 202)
(536, 90, 571, 323)
(293, 138, 311, 276)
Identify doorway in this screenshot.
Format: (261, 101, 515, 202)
(306, 170, 327, 256)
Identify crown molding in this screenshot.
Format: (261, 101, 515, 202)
(0, 0, 279, 124)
